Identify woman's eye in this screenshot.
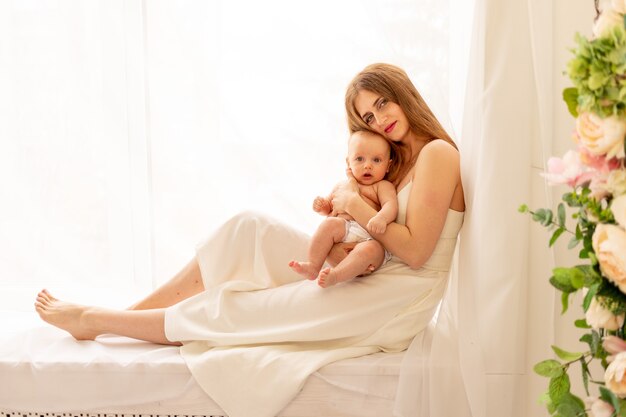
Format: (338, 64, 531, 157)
(364, 115, 373, 125)
(378, 98, 387, 109)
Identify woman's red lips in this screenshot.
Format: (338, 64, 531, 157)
(384, 121, 396, 133)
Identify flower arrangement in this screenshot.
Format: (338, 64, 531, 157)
(519, 1, 626, 415)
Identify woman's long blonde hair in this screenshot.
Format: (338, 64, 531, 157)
(345, 63, 456, 186)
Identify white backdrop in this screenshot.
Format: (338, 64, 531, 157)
(0, 0, 473, 310)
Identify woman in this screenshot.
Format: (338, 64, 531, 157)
(34, 63, 464, 417)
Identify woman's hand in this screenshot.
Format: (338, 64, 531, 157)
(330, 177, 360, 216)
(326, 242, 358, 267)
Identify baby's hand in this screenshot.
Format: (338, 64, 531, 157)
(313, 197, 332, 215)
(367, 215, 387, 234)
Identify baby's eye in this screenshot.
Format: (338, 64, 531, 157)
(374, 158, 382, 163)
(356, 156, 364, 162)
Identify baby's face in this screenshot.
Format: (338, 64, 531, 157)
(347, 132, 391, 185)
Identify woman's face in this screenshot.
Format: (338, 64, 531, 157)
(354, 89, 412, 143)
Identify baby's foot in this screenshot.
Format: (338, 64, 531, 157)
(289, 260, 320, 280)
(317, 267, 340, 288)
(34, 289, 99, 341)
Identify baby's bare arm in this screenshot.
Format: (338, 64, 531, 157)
(366, 181, 398, 234)
(375, 180, 398, 223)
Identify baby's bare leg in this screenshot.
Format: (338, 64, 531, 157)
(289, 217, 347, 280)
(318, 240, 385, 288)
(128, 257, 205, 310)
(35, 290, 180, 345)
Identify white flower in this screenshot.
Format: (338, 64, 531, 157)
(589, 397, 616, 417)
(612, 194, 626, 227)
(608, 170, 626, 196)
(593, 9, 624, 38)
(593, 223, 626, 293)
(586, 296, 625, 330)
(576, 113, 626, 159)
(606, 352, 626, 398)
(612, 0, 626, 14)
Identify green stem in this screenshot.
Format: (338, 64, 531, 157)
(526, 209, 576, 235)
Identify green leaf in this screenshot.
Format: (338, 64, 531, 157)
(580, 330, 602, 357)
(600, 385, 621, 412)
(551, 267, 584, 293)
(534, 359, 564, 378)
(581, 357, 590, 396)
(533, 208, 554, 227)
(556, 393, 586, 416)
(557, 203, 567, 228)
(549, 373, 571, 403)
(583, 283, 600, 311)
(549, 228, 565, 247)
(574, 319, 591, 329)
(561, 291, 570, 314)
(551, 345, 584, 361)
(568, 235, 580, 249)
(563, 87, 580, 117)
(518, 204, 529, 213)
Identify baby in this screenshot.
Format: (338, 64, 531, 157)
(289, 130, 397, 287)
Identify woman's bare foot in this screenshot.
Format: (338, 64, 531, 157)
(317, 267, 343, 288)
(288, 260, 320, 280)
(34, 289, 100, 341)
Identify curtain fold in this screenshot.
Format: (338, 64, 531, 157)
(395, 0, 551, 415)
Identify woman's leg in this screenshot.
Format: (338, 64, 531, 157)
(35, 290, 180, 345)
(128, 257, 205, 310)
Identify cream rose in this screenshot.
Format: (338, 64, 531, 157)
(593, 9, 624, 38)
(593, 223, 626, 293)
(612, 194, 626, 227)
(606, 351, 626, 397)
(576, 113, 626, 159)
(612, 0, 626, 14)
(606, 171, 626, 197)
(586, 296, 625, 330)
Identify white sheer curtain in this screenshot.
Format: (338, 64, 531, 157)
(423, 0, 572, 415)
(0, 1, 149, 309)
(0, 0, 466, 310)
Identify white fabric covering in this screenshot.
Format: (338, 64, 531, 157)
(164, 181, 464, 417)
(0, 310, 404, 416)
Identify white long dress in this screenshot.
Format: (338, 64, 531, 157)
(164, 183, 464, 417)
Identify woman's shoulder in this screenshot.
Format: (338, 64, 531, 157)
(420, 138, 458, 154)
(415, 139, 459, 167)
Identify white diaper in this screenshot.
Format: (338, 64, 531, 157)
(342, 220, 392, 264)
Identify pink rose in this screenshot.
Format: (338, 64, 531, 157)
(604, 335, 626, 362)
(593, 223, 626, 293)
(542, 150, 593, 187)
(576, 113, 626, 159)
(589, 397, 616, 417)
